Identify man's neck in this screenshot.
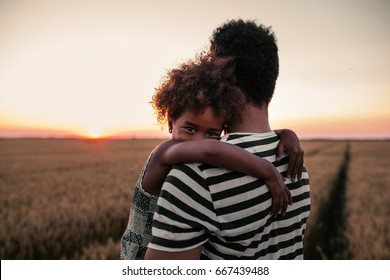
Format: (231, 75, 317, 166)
(228, 104, 272, 133)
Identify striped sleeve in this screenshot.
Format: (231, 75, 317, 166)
(147, 163, 219, 252)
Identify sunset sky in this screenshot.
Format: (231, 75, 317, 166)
(1, 0, 389, 139)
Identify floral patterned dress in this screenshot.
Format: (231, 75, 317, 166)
(120, 152, 158, 260)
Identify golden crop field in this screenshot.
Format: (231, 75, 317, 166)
(0, 138, 389, 259)
(302, 140, 390, 259)
(0, 138, 163, 260)
(344, 142, 390, 259)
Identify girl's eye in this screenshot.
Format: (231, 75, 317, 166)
(208, 131, 221, 138)
(184, 127, 196, 133)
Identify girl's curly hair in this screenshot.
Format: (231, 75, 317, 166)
(151, 53, 246, 127)
(210, 19, 279, 106)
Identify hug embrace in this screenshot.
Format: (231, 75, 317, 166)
(121, 19, 311, 260)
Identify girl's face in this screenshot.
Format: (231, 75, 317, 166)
(170, 106, 224, 141)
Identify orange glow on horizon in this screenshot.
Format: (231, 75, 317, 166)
(271, 115, 390, 140)
(1, 115, 389, 140)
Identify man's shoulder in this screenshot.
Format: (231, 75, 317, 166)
(221, 131, 280, 146)
(169, 162, 206, 177)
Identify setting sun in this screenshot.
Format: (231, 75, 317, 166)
(89, 131, 101, 139)
(84, 127, 104, 139)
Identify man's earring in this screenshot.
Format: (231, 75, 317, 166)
(168, 125, 172, 133)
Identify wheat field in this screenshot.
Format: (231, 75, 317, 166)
(0, 138, 389, 259)
(344, 142, 390, 259)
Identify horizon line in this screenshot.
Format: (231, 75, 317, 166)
(1, 136, 389, 142)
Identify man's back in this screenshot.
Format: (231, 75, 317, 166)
(148, 132, 311, 259)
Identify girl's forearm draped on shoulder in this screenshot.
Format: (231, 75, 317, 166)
(161, 139, 274, 179)
(147, 139, 291, 215)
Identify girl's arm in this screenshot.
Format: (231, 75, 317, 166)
(162, 139, 292, 217)
(274, 129, 304, 181)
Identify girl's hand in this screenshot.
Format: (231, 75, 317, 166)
(275, 129, 304, 181)
(263, 164, 292, 217)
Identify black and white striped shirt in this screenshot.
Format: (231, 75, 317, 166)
(148, 132, 311, 259)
